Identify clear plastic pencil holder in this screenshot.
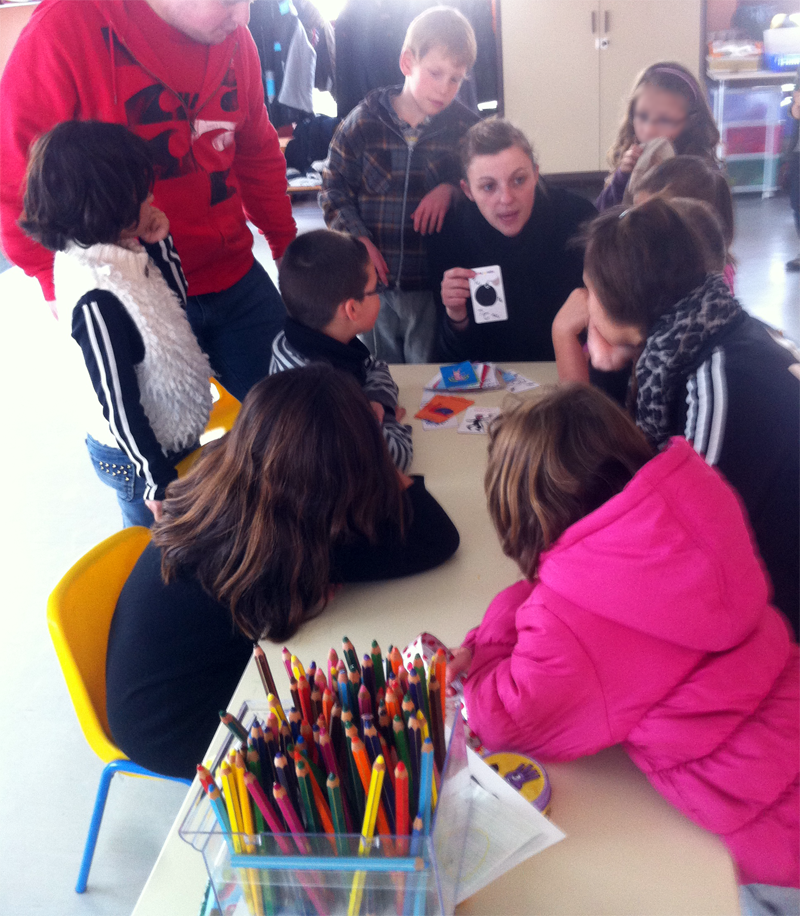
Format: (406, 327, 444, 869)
(179, 701, 471, 916)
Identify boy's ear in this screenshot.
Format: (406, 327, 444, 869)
(399, 48, 416, 78)
(342, 297, 360, 322)
(460, 178, 474, 202)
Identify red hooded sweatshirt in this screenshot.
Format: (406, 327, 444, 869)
(0, 0, 296, 302)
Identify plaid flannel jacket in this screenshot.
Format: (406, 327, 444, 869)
(320, 86, 479, 290)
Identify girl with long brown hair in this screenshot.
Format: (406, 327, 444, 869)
(105, 364, 458, 778)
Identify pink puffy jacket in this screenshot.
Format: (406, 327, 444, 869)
(463, 438, 799, 887)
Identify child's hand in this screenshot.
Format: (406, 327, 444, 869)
(619, 143, 644, 174)
(441, 267, 476, 324)
(411, 183, 456, 235)
(586, 319, 638, 373)
(396, 469, 414, 490)
(145, 498, 164, 522)
(445, 645, 472, 696)
(396, 406, 406, 421)
(358, 236, 390, 287)
(138, 205, 170, 243)
(792, 90, 800, 120)
(552, 288, 590, 383)
(370, 400, 385, 424)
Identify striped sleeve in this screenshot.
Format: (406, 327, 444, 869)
(143, 234, 188, 306)
(71, 290, 178, 500)
(382, 415, 413, 472)
(363, 357, 399, 408)
(684, 348, 729, 467)
(269, 331, 309, 374)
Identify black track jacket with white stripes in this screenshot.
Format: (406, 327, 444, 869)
(69, 236, 197, 501)
(677, 313, 799, 636)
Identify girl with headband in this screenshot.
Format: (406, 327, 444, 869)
(597, 62, 720, 211)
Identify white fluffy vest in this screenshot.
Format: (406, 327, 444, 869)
(54, 241, 212, 453)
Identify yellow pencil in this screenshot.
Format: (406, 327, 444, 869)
(234, 755, 265, 916)
(416, 708, 430, 743)
(291, 654, 306, 681)
(219, 761, 243, 854)
(348, 756, 385, 916)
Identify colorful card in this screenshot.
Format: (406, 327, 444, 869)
(469, 265, 508, 324)
(415, 394, 474, 424)
(458, 406, 501, 435)
(440, 360, 480, 390)
(501, 370, 539, 393)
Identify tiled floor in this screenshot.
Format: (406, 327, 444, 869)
(0, 193, 796, 916)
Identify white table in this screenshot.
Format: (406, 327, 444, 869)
(133, 363, 740, 916)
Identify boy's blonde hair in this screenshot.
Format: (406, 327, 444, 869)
(402, 6, 477, 70)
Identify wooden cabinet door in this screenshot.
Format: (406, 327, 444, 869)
(598, 0, 702, 170)
(501, 0, 601, 174)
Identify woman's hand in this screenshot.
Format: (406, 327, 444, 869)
(619, 143, 644, 175)
(441, 267, 476, 324)
(370, 400, 385, 425)
(552, 288, 590, 383)
(411, 183, 456, 235)
(445, 645, 473, 696)
(145, 499, 163, 522)
(358, 236, 390, 286)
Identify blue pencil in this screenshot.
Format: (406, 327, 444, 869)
(417, 739, 434, 837)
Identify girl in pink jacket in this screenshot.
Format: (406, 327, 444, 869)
(450, 385, 799, 894)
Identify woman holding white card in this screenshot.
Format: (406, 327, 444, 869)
(428, 119, 596, 362)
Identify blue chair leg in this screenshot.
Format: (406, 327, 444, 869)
(76, 759, 192, 893)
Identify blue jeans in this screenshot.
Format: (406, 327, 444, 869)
(185, 260, 286, 401)
(86, 436, 195, 529)
(86, 436, 156, 528)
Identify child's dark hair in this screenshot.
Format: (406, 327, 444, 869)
(486, 384, 654, 579)
(608, 62, 719, 170)
(460, 117, 536, 177)
(583, 198, 707, 331)
(636, 155, 734, 251)
(278, 229, 372, 330)
(19, 120, 154, 252)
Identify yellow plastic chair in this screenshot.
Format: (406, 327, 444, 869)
(176, 378, 241, 477)
(46, 527, 191, 893)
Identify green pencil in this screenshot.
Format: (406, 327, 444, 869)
(371, 640, 386, 693)
(296, 758, 320, 833)
(327, 773, 349, 855)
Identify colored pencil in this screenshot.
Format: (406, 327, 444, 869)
(296, 757, 320, 833)
(342, 636, 360, 674)
(371, 641, 386, 693)
(219, 710, 249, 745)
(394, 762, 410, 838)
(322, 688, 334, 728)
(407, 717, 422, 816)
(389, 646, 403, 676)
(289, 678, 300, 716)
(351, 738, 391, 837)
(311, 685, 322, 724)
(253, 644, 279, 699)
(267, 693, 286, 726)
(327, 648, 339, 692)
(413, 655, 431, 727)
(428, 674, 446, 773)
(348, 756, 385, 916)
(245, 745, 266, 833)
(327, 774, 350, 855)
(197, 765, 233, 848)
(297, 675, 314, 727)
(281, 647, 293, 680)
(418, 740, 434, 836)
(337, 668, 351, 713)
(291, 654, 306, 682)
(401, 693, 416, 728)
(288, 708, 303, 743)
(434, 649, 447, 721)
(358, 684, 372, 720)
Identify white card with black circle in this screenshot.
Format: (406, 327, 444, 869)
(469, 265, 508, 324)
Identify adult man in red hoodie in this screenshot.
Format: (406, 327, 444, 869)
(0, 0, 297, 400)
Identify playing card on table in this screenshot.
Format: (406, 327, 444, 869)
(441, 360, 479, 390)
(458, 406, 501, 435)
(416, 392, 473, 427)
(501, 370, 539, 393)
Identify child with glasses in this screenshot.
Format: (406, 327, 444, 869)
(271, 229, 412, 471)
(597, 62, 720, 211)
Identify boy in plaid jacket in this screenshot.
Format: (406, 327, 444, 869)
(320, 6, 479, 363)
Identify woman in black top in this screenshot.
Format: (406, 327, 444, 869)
(428, 118, 597, 363)
(106, 365, 459, 778)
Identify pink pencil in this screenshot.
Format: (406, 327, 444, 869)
(271, 784, 327, 916)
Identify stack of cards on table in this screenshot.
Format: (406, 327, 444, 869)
(501, 369, 539, 393)
(415, 392, 474, 429)
(425, 361, 502, 393)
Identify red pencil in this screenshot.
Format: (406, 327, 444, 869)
(297, 675, 314, 726)
(322, 688, 334, 728)
(395, 761, 410, 837)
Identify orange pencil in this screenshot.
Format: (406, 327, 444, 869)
(322, 688, 334, 728)
(385, 686, 401, 722)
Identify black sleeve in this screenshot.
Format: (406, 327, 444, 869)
(142, 233, 188, 306)
(332, 476, 459, 581)
(71, 291, 179, 500)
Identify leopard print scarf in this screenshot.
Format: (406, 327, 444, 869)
(634, 273, 742, 448)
